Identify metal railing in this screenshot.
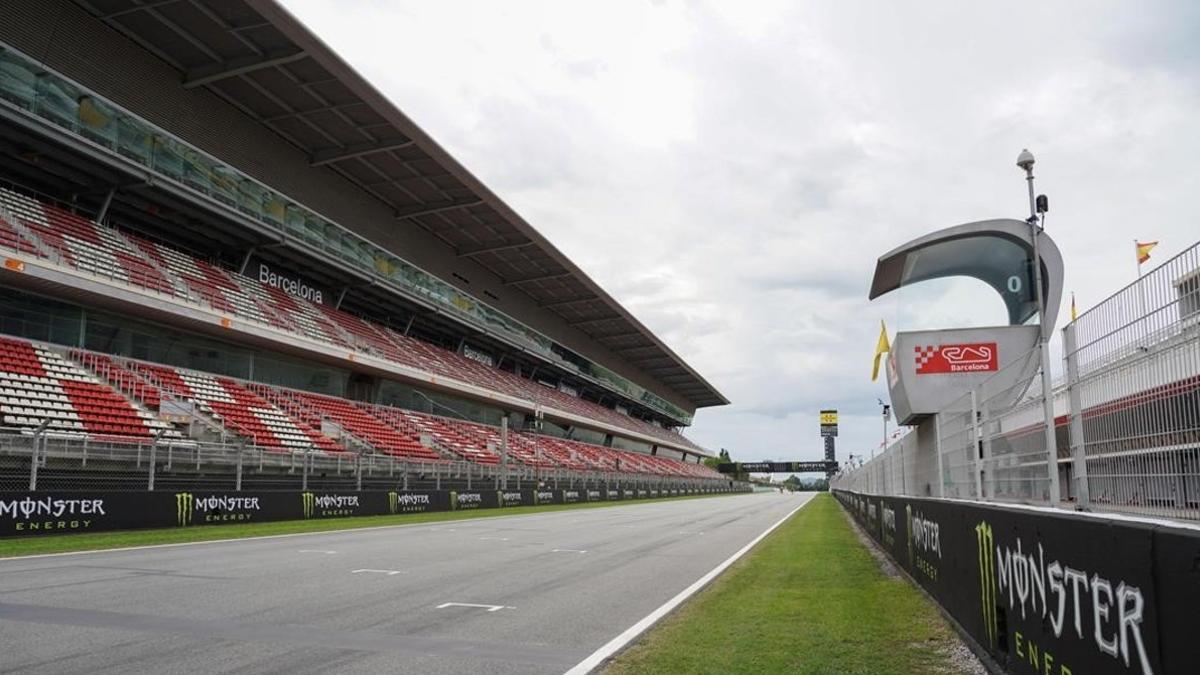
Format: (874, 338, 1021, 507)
(0, 429, 728, 495)
(834, 240, 1200, 521)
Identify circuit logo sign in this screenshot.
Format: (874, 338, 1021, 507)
(915, 342, 998, 374)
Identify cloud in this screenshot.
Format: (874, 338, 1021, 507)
(281, 0, 1200, 464)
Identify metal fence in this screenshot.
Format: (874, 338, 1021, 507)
(834, 239, 1200, 521)
(0, 429, 729, 495)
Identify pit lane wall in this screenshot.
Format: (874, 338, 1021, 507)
(0, 487, 742, 538)
(833, 489, 1200, 675)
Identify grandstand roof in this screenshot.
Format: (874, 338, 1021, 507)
(73, 0, 729, 409)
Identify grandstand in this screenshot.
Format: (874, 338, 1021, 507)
(0, 0, 728, 491)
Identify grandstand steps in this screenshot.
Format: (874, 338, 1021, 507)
(0, 337, 183, 442)
(65, 351, 234, 447)
(248, 385, 379, 457)
(0, 207, 55, 262)
(61, 350, 184, 434)
(110, 229, 194, 301)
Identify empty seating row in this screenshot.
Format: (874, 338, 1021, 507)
(257, 387, 443, 462)
(3, 338, 720, 477)
(0, 186, 706, 453)
(0, 187, 178, 296)
(0, 337, 179, 440)
(70, 351, 163, 409)
(131, 363, 342, 454)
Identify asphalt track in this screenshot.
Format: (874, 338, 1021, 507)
(0, 491, 814, 674)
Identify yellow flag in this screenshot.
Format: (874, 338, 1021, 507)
(1070, 292, 1077, 322)
(1136, 240, 1158, 265)
(871, 320, 890, 381)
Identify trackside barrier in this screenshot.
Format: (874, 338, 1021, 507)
(834, 489, 1200, 675)
(0, 486, 742, 538)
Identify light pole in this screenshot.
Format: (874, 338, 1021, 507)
(1016, 149, 1061, 506)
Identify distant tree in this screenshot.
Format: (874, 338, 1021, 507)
(702, 448, 748, 481)
(782, 474, 802, 491)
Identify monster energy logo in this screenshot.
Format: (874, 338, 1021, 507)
(302, 492, 314, 519)
(976, 521, 998, 648)
(388, 491, 399, 514)
(449, 491, 458, 511)
(176, 492, 194, 526)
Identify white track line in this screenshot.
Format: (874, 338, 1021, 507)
(563, 496, 813, 675)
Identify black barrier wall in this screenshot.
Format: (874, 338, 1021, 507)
(833, 490, 1200, 675)
(0, 487, 738, 538)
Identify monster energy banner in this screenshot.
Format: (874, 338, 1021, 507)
(0, 488, 740, 538)
(834, 490, 1200, 675)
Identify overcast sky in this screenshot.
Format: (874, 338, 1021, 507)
(281, 1, 1199, 464)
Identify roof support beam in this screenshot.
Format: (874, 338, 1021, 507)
(394, 198, 483, 220)
(567, 315, 623, 327)
(456, 240, 535, 258)
(539, 295, 599, 310)
(310, 139, 415, 167)
(638, 361, 682, 371)
(503, 270, 573, 286)
(98, 0, 179, 19)
(263, 101, 366, 123)
(609, 338, 657, 348)
(183, 50, 308, 89)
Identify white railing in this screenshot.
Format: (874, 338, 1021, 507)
(0, 428, 726, 493)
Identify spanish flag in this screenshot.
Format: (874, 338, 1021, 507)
(871, 320, 890, 382)
(1136, 240, 1158, 265)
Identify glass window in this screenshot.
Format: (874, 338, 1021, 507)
(35, 73, 80, 130)
(0, 49, 38, 109)
(0, 288, 82, 346)
(77, 96, 117, 147)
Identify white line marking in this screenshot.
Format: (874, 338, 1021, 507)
(436, 602, 512, 612)
(564, 496, 814, 674)
(551, 548, 588, 554)
(351, 568, 404, 576)
(298, 549, 337, 554)
(478, 536, 510, 541)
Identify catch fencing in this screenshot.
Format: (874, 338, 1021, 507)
(834, 240, 1200, 521)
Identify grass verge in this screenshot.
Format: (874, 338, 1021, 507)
(604, 493, 970, 675)
(0, 493, 729, 559)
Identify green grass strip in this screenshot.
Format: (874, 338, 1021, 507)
(605, 494, 968, 675)
(0, 493, 730, 559)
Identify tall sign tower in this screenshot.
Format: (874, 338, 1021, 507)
(820, 410, 838, 475)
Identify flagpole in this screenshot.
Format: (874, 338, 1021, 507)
(1134, 239, 1147, 317)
